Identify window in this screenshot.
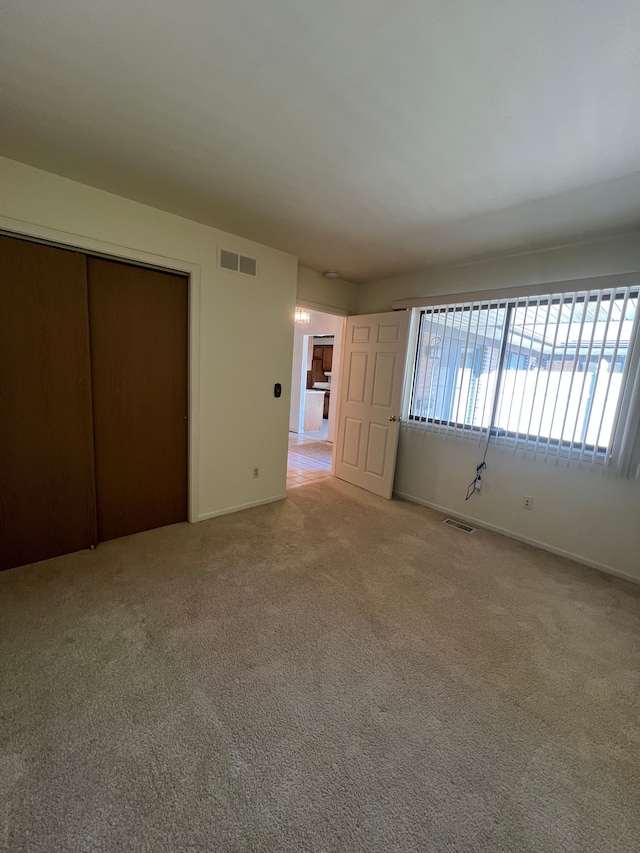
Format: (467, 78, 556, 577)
(408, 285, 640, 465)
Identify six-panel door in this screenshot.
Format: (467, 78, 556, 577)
(334, 312, 410, 498)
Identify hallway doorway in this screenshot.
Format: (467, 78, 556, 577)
(288, 307, 345, 490)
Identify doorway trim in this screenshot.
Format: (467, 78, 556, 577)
(0, 216, 201, 523)
(288, 306, 347, 493)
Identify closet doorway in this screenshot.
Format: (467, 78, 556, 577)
(0, 235, 188, 571)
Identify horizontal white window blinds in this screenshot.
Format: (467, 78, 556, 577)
(408, 285, 640, 467)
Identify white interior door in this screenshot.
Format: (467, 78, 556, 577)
(334, 311, 410, 498)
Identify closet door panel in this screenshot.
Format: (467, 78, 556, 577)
(0, 236, 97, 570)
(87, 258, 188, 541)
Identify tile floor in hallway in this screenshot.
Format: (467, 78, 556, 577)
(287, 424, 333, 489)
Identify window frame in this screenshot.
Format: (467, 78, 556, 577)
(405, 287, 640, 463)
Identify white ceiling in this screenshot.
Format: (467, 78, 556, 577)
(2, 0, 640, 282)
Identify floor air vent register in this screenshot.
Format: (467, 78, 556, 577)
(442, 518, 475, 533)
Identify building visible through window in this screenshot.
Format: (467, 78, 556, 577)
(409, 287, 639, 460)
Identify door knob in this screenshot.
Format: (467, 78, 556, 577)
(389, 415, 398, 422)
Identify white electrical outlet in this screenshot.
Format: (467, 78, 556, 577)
(522, 496, 534, 510)
(252, 467, 259, 479)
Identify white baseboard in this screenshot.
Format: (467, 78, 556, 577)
(393, 490, 640, 586)
(198, 493, 287, 522)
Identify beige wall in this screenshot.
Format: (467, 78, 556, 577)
(357, 232, 640, 313)
(0, 156, 298, 521)
(357, 234, 640, 581)
(296, 266, 358, 315)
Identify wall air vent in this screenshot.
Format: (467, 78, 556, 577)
(220, 249, 239, 271)
(442, 518, 475, 533)
(219, 248, 257, 277)
(239, 255, 257, 276)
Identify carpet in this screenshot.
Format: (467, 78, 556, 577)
(1, 478, 639, 852)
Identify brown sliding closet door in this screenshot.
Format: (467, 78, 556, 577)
(0, 236, 97, 570)
(87, 258, 188, 541)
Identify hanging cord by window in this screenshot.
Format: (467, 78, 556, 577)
(465, 428, 493, 500)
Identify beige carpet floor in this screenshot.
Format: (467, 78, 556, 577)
(1, 478, 639, 853)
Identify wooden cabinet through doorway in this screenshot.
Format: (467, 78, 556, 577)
(310, 344, 333, 386)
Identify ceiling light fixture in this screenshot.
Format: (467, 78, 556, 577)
(323, 270, 339, 279)
(294, 306, 310, 325)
